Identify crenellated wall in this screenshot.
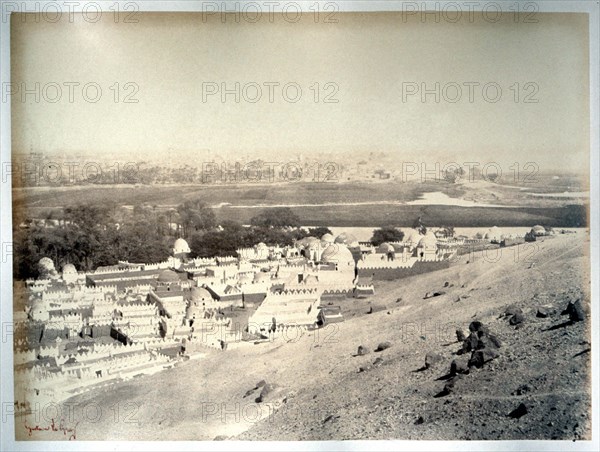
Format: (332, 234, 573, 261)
(358, 259, 450, 280)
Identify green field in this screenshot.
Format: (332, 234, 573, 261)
(13, 181, 465, 208)
(215, 204, 587, 228)
(12, 180, 589, 228)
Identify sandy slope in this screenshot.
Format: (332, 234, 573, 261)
(20, 233, 591, 441)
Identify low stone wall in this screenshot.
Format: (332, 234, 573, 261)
(358, 260, 450, 281)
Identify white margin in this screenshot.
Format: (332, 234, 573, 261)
(0, 1, 598, 451)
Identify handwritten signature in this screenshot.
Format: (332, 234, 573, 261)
(24, 418, 78, 440)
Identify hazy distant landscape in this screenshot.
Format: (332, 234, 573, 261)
(12, 175, 589, 228)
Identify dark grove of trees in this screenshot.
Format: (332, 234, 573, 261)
(13, 203, 332, 280)
(249, 207, 301, 228)
(369, 227, 405, 246)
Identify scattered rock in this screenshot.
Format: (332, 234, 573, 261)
(508, 403, 528, 419)
(504, 305, 523, 317)
(469, 321, 488, 334)
(456, 329, 466, 342)
(244, 380, 267, 398)
(424, 291, 446, 299)
(450, 357, 470, 375)
(512, 384, 530, 396)
(460, 333, 479, 354)
(367, 306, 373, 314)
(255, 383, 273, 403)
(373, 357, 384, 367)
(444, 281, 450, 287)
(414, 416, 424, 425)
(356, 345, 370, 356)
(566, 299, 588, 322)
(438, 376, 461, 396)
(509, 312, 525, 325)
(478, 334, 502, 350)
(468, 349, 499, 368)
(424, 352, 443, 369)
(536, 307, 555, 318)
(375, 341, 392, 352)
(358, 366, 370, 373)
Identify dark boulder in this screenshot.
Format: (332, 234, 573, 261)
(509, 312, 525, 325)
(255, 383, 273, 403)
(450, 357, 470, 375)
(456, 329, 466, 342)
(468, 349, 499, 368)
(375, 341, 392, 352)
(508, 403, 528, 419)
(461, 333, 479, 354)
(356, 345, 370, 356)
(504, 305, 523, 317)
(478, 334, 502, 350)
(566, 299, 588, 322)
(469, 321, 489, 334)
(424, 352, 443, 369)
(536, 307, 554, 318)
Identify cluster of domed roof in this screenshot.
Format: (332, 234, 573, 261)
(157, 269, 180, 284)
(417, 231, 438, 249)
(38, 257, 55, 272)
(62, 263, 77, 274)
(190, 286, 212, 303)
(377, 242, 395, 254)
(186, 287, 213, 319)
(173, 238, 191, 255)
(532, 225, 546, 236)
(334, 232, 359, 248)
(37, 257, 58, 279)
(30, 297, 49, 321)
(296, 236, 320, 247)
(321, 233, 335, 243)
(485, 226, 503, 241)
(320, 243, 355, 265)
(403, 229, 422, 245)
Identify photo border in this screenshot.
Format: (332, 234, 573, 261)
(1, 1, 598, 451)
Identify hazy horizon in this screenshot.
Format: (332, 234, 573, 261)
(10, 11, 591, 174)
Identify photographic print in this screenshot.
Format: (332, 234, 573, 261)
(1, 1, 597, 449)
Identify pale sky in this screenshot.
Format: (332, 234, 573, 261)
(10, 12, 590, 171)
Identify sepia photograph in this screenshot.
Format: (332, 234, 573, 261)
(0, 1, 598, 450)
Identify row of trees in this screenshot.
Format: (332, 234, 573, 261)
(13, 194, 430, 280)
(13, 203, 332, 280)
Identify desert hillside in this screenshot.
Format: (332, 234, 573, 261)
(24, 232, 590, 441)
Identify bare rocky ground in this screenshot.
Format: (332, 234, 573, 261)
(19, 233, 591, 441)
